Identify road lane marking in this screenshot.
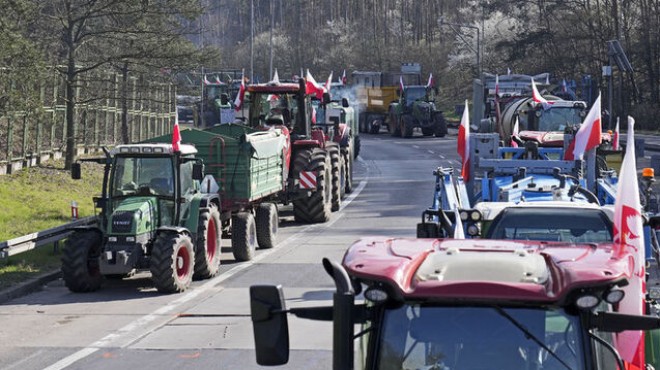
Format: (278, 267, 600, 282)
(42, 157, 370, 370)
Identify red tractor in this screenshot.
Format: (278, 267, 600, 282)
(241, 78, 350, 222)
(250, 238, 660, 369)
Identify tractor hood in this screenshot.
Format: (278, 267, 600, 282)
(108, 197, 158, 235)
(519, 130, 612, 147)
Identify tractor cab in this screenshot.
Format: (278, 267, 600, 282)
(251, 238, 660, 369)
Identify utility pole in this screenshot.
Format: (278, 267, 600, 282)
(250, 0, 254, 83)
(269, 0, 274, 79)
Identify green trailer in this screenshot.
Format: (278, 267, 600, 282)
(144, 124, 286, 261)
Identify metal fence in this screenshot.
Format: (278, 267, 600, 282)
(0, 69, 176, 175)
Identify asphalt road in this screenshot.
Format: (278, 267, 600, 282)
(0, 128, 461, 370)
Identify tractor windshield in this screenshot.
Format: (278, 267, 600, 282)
(377, 304, 584, 370)
(405, 87, 427, 106)
(248, 92, 296, 127)
(111, 156, 175, 197)
(537, 106, 584, 132)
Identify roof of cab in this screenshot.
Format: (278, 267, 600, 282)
(110, 143, 197, 156)
(342, 237, 630, 304)
(475, 201, 614, 222)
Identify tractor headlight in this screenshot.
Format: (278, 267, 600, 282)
(575, 294, 600, 310)
(364, 286, 389, 303)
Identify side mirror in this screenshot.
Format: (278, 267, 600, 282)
(590, 311, 660, 332)
(192, 163, 204, 181)
(71, 163, 81, 180)
(342, 98, 350, 108)
(250, 285, 290, 366)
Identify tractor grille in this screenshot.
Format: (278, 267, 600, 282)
(112, 211, 134, 233)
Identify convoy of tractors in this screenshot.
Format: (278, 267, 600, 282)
(56, 65, 660, 369)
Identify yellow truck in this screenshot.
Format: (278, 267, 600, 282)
(352, 64, 422, 134)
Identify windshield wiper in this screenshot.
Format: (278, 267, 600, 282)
(492, 306, 574, 370)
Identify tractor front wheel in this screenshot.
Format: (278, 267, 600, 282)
(62, 230, 103, 292)
(150, 232, 195, 293)
(194, 204, 221, 280)
(402, 114, 415, 138)
(327, 142, 343, 212)
(342, 146, 353, 194)
(434, 113, 448, 137)
(232, 212, 258, 261)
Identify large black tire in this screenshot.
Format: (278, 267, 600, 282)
(256, 203, 278, 249)
(434, 112, 448, 137)
(353, 136, 361, 159)
(193, 204, 221, 280)
(390, 111, 402, 137)
(292, 148, 332, 223)
(358, 112, 367, 133)
(421, 126, 434, 136)
(61, 230, 103, 292)
(402, 114, 415, 138)
(342, 146, 354, 194)
(150, 232, 195, 293)
(327, 142, 342, 212)
(232, 212, 258, 261)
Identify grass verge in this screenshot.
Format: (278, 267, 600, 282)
(0, 160, 103, 291)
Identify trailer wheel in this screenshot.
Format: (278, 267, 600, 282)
(434, 113, 447, 138)
(403, 114, 414, 138)
(256, 203, 278, 249)
(328, 143, 342, 211)
(193, 204, 221, 280)
(150, 232, 195, 293)
(342, 146, 353, 194)
(232, 212, 258, 261)
(293, 148, 332, 223)
(62, 230, 103, 293)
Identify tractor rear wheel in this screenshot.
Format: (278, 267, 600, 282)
(256, 203, 278, 249)
(327, 142, 342, 212)
(232, 212, 258, 261)
(403, 114, 415, 138)
(193, 204, 221, 280)
(353, 136, 361, 158)
(62, 230, 103, 292)
(150, 232, 195, 293)
(434, 113, 447, 137)
(292, 147, 332, 223)
(422, 127, 434, 136)
(342, 146, 353, 194)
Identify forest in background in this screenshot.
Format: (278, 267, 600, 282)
(1, 0, 658, 133)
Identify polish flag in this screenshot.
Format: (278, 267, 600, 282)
(612, 116, 645, 369)
(234, 71, 246, 111)
(531, 78, 554, 109)
(495, 74, 499, 96)
(214, 76, 224, 84)
(510, 116, 520, 148)
(399, 75, 405, 92)
(325, 71, 333, 93)
(565, 94, 602, 160)
(457, 100, 471, 182)
(172, 115, 181, 152)
(341, 69, 347, 85)
(613, 117, 620, 150)
(562, 79, 568, 93)
(305, 70, 325, 99)
(203, 75, 211, 85)
(426, 73, 434, 88)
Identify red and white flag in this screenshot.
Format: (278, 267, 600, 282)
(612, 116, 645, 369)
(562, 79, 568, 93)
(325, 71, 333, 94)
(305, 70, 325, 99)
(453, 208, 465, 239)
(426, 73, 434, 88)
(214, 76, 224, 84)
(172, 116, 181, 152)
(531, 78, 553, 109)
(341, 69, 347, 85)
(399, 75, 405, 92)
(510, 116, 520, 148)
(495, 74, 500, 96)
(203, 75, 212, 85)
(566, 94, 602, 160)
(234, 70, 246, 111)
(613, 117, 620, 151)
(457, 100, 471, 182)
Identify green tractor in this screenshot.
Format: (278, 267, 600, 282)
(62, 143, 222, 293)
(388, 85, 447, 138)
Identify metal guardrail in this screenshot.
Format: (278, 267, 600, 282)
(0, 216, 97, 259)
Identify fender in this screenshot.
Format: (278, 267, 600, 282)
(156, 225, 192, 238)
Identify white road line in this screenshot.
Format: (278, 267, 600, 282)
(439, 155, 445, 159)
(43, 157, 370, 370)
(427, 150, 435, 154)
(412, 145, 420, 149)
